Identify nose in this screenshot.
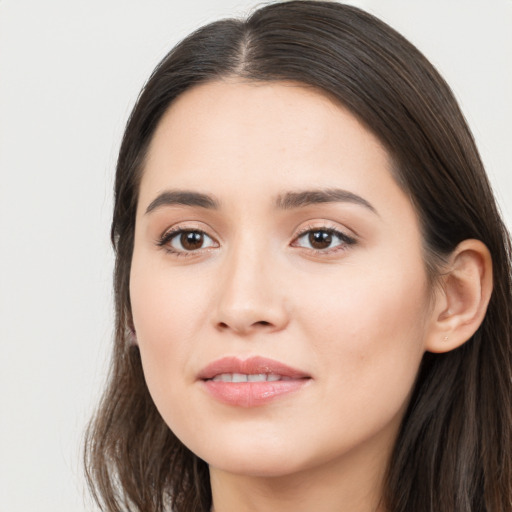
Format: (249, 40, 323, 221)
(213, 240, 289, 336)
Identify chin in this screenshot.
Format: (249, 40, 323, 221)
(207, 452, 306, 479)
(178, 429, 308, 478)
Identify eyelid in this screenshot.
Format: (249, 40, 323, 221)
(293, 221, 357, 240)
(290, 222, 357, 253)
(157, 220, 219, 241)
(154, 220, 357, 257)
(156, 222, 220, 255)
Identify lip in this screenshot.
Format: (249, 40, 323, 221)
(198, 356, 311, 408)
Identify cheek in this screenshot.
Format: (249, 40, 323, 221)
(299, 260, 429, 410)
(129, 254, 212, 396)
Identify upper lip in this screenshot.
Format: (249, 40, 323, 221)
(198, 356, 310, 380)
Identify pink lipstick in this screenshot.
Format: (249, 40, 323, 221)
(198, 356, 311, 407)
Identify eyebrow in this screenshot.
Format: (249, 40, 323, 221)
(144, 187, 377, 215)
(145, 190, 220, 214)
(275, 188, 377, 214)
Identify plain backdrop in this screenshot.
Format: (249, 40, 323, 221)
(0, 1, 510, 510)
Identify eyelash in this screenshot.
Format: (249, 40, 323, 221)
(156, 224, 357, 257)
(291, 225, 357, 254)
(156, 227, 217, 257)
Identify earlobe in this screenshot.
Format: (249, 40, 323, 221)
(425, 239, 493, 354)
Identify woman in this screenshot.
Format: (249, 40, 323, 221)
(84, 1, 512, 511)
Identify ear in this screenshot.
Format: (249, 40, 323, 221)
(425, 239, 493, 354)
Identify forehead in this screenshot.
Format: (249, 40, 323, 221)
(140, 80, 395, 203)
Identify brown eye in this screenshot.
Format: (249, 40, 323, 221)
(292, 228, 356, 252)
(308, 230, 332, 249)
(180, 231, 204, 250)
(161, 229, 217, 253)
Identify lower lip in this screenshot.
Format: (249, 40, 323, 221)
(202, 379, 309, 407)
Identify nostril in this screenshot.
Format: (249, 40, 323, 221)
(216, 319, 273, 332)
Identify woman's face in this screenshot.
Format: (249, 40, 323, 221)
(130, 80, 436, 478)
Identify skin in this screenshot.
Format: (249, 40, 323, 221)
(130, 80, 446, 512)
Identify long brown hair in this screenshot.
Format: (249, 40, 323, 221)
(84, 2, 512, 511)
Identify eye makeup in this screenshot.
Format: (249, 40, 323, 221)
(155, 221, 357, 259)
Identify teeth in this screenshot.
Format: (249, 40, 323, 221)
(211, 373, 285, 382)
(248, 374, 267, 382)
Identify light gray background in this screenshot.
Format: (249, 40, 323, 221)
(1, 1, 510, 510)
